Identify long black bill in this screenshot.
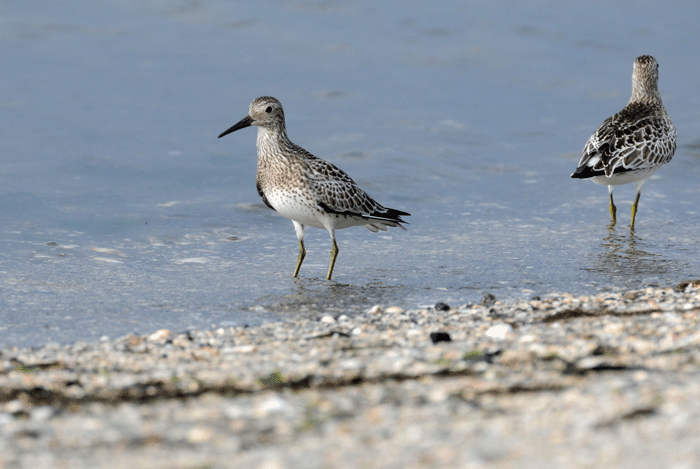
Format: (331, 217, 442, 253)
(218, 115, 253, 138)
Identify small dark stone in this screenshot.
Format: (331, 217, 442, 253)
(531, 296, 541, 301)
(430, 332, 451, 344)
(47, 242, 58, 246)
(434, 302, 450, 311)
(489, 308, 505, 319)
(481, 293, 497, 307)
(484, 349, 502, 364)
(592, 344, 618, 356)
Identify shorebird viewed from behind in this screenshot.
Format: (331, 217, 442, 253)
(218, 96, 410, 280)
(571, 55, 676, 228)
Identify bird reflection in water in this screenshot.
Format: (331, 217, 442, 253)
(584, 225, 679, 288)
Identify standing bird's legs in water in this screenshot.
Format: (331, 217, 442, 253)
(631, 191, 641, 229)
(293, 239, 306, 278)
(292, 221, 306, 279)
(608, 186, 617, 224)
(327, 237, 339, 281)
(292, 235, 338, 281)
(630, 180, 647, 229)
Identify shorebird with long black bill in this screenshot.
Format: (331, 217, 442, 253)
(218, 96, 410, 280)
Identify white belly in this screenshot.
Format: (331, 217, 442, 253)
(589, 167, 658, 186)
(266, 189, 368, 231)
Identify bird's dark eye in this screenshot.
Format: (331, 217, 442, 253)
(265, 106, 272, 113)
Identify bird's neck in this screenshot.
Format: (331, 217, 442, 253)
(256, 125, 290, 149)
(256, 125, 293, 169)
(629, 78, 662, 106)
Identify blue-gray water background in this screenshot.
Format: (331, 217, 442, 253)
(1, 0, 699, 347)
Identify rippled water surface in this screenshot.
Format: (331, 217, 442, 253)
(1, 0, 700, 347)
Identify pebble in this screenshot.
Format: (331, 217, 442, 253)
(148, 329, 172, 342)
(481, 293, 497, 306)
(5, 400, 24, 414)
(258, 396, 287, 414)
(484, 324, 512, 339)
(429, 332, 452, 343)
(604, 323, 624, 334)
(187, 427, 213, 444)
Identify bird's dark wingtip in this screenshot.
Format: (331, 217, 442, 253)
(387, 208, 410, 219)
(571, 165, 598, 179)
(572, 164, 633, 180)
(381, 208, 410, 227)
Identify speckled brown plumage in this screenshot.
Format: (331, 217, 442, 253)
(571, 55, 676, 227)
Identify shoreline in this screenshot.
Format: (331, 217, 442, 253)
(2, 284, 700, 468)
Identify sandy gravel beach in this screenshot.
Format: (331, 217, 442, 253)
(2, 283, 700, 468)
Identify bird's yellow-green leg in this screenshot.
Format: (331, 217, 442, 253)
(608, 186, 617, 224)
(326, 238, 339, 281)
(293, 239, 306, 278)
(631, 191, 641, 229)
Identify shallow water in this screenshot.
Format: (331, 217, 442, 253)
(1, 0, 699, 347)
